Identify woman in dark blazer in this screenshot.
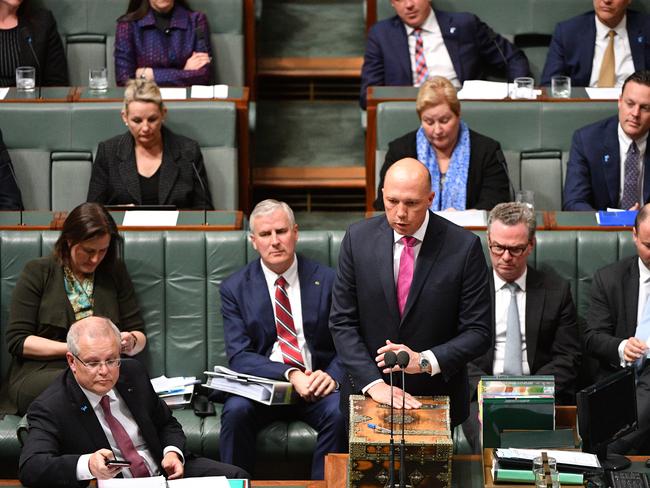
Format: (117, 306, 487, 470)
(0, 0, 68, 86)
(0, 203, 145, 415)
(87, 79, 213, 209)
(374, 76, 510, 211)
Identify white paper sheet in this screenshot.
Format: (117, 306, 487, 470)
(99, 476, 230, 488)
(0, 88, 9, 100)
(150, 376, 198, 394)
(213, 84, 228, 99)
(160, 88, 187, 100)
(585, 87, 621, 99)
(458, 80, 510, 100)
(496, 448, 601, 468)
(121, 211, 179, 227)
(190, 85, 214, 98)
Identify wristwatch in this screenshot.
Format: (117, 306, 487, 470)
(418, 353, 431, 373)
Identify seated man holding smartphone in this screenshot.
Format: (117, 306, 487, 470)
(19, 316, 248, 488)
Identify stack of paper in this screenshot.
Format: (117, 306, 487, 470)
(190, 84, 229, 99)
(150, 376, 199, 409)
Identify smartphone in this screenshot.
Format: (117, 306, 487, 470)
(106, 459, 131, 467)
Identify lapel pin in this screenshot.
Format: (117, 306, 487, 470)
(604, 154, 610, 163)
(450, 27, 456, 34)
(314, 281, 320, 286)
(638, 36, 644, 43)
(80, 404, 88, 413)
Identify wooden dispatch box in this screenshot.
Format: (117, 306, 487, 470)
(348, 394, 452, 488)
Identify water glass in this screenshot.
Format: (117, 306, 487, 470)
(516, 190, 535, 209)
(513, 77, 535, 99)
(89, 67, 108, 91)
(533, 456, 560, 488)
(551, 76, 571, 98)
(15, 66, 36, 92)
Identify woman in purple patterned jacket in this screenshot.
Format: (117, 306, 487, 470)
(115, 0, 212, 87)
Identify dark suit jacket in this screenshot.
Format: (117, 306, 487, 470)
(373, 129, 510, 210)
(360, 8, 530, 108)
(87, 126, 213, 210)
(584, 255, 640, 380)
(19, 359, 185, 488)
(17, 7, 69, 86)
(563, 116, 650, 210)
(468, 267, 580, 404)
(329, 212, 492, 426)
(0, 128, 23, 210)
(541, 10, 650, 86)
(0, 256, 143, 415)
(220, 255, 342, 382)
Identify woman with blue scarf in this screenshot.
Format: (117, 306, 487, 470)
(374, 76, 510, 211)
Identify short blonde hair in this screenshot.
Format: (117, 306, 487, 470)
(123, 79, 164, 113)
(415, 76, 460, 117)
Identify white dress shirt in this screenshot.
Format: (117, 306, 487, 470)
(260, 255, 313, 375)
(589, 15, 635, 87)
(75, 386, 183, 480)
(404, 9, 460, 88)
(618, 258, 650, 365)
(618, 123, 649, 207)
(492, 269, 531, 375)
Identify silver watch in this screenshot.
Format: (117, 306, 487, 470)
(418, 353, 430, 372)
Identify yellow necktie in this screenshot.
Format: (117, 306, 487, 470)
(598, 30, 616, 88)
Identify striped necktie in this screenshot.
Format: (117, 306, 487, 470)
(413, 28, 428, 86)
(274, 276, 306, 370)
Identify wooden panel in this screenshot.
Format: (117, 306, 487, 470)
(258, 57, 363, 78)
(253, 167, 365, 188)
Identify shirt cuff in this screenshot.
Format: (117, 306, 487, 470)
(284, 367, 299, 381)
(362, 379, 384, 394)
(421, 350, 441, 376)
(76, 454, 94, 480)
(163, 446, 184, 465)
(619, 339, 629, 367)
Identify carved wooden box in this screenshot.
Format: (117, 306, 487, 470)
(348, 395, 452, 488)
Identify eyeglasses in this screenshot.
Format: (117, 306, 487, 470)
(72, 353, 121, 371)
(488, 242, 530, 257)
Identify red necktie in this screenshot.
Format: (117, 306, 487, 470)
(413, 28, 428, 86)
(274, 276, 306, 370)
(397, 236, 418, 317)
(99, 395, 150, 478)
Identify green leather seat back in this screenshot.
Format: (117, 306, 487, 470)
(51, 152, 93, 211)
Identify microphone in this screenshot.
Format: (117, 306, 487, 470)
(496, 149, 516, 201)
(384, 351, 398, 488)
(19, 27, 41, 99)
(191, 160, 211, 223)
(396, 351, 410, 488)
(488, 29, 510, 98)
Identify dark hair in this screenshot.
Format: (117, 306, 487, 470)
(119, 0, 193, 22)
(53, 202, 122, 272)
(622, 70, 650, 93)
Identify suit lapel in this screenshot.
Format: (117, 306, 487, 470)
(375, 218, 401, 327)
(297, 257, 321, 358)
(602, 118, 621, 206)
(436, 10, 462, 81)
(158, 129, 180, 205)
(391, 16, 413, 83)
(402, 212, 445, 322)
(579, 16, 597, 83)
(248, 260, 277, 345)
(487, 273, 497, 370)
(624, 258, 640, 337)
(628, 13, 647, 71)
(524, 267, 544, 370)
(117, 133, 142, 204)
(65, 371, 111, 451)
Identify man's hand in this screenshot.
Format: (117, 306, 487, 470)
(161, 452, 184, 480)
(305, 369, 337, 398)
(367, 382, 421, 409)
(288, 370, 315, 401)
(88, 449, 124, 480)
(183, 52, 211, 71)
(376, 340, 420, 374)
(624, 337, 648, 362)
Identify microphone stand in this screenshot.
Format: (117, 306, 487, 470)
(396, 351, 410, 488)
(489, 29, 510, 99)
(383, 351, 397, 488)
(496, 149, 516, 201)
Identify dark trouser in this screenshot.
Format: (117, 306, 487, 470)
(184, 455, 250, 479)
(219, 392, 347, 479)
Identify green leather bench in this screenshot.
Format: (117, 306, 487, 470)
(373, 0, 650, 81)
(374, 100, 618, 210)
(0, 101, 238, 211)
(31, 0, 246, 87)
(0, 226, 638, 476)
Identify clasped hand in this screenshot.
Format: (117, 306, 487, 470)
(288, 369, 336, 402)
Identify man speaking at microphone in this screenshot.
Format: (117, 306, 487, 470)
(329, 157, 491, 426)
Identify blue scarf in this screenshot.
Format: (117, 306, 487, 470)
(416, 120, 471, 211)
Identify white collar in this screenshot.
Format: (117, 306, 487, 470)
(594, 13, 627, 39)
(493, 267, 528, 292)
(404, 8, 437, 35)
(260, 254, 299, 289)
(393, 210, 429, 244)
(639, 257, 650, 282)
(78, 382, 118, 409)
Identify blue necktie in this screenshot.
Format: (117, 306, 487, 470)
(503, 283, 523, 375)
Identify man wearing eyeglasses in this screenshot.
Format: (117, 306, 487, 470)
(462, 202, 580, 452)
(18, 316, 248, 488)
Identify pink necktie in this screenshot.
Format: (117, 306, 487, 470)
(413, 28, 428, 86)
(274, 276, 306, 370)
(99, 396, 151, 478)
(397, 236, 417, 317)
